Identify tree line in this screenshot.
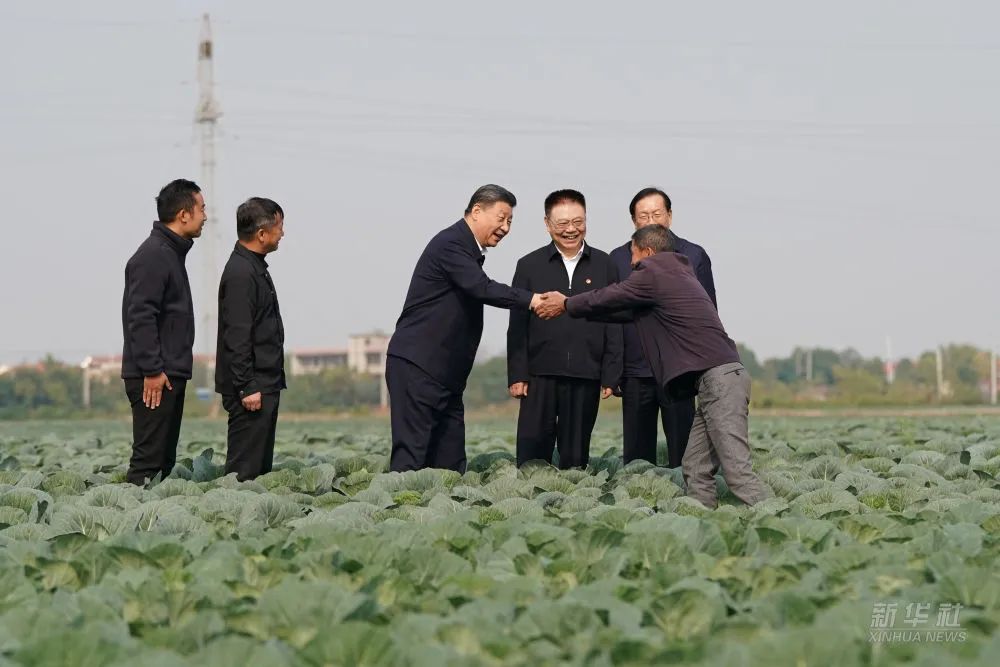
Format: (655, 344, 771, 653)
(0, 343, 995, 419)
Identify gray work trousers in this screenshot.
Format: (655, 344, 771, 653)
(682, 362, 770, 508)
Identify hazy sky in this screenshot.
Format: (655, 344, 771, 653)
(1, 0, 997, 368)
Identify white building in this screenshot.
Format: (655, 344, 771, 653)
(347, 331, 389, 375)
(80, 355, 123, 382)
(79, 354, 215, 382)
(290, 331, 389, 377)
(288, 348, 349, 376)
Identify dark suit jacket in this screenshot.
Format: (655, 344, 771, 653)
(507, 243, 622, 387)
(566, 251, 739, 400)
(609, 229, 717, 378)
(388, 220, 534, 392)
(215, 243, 287, 397)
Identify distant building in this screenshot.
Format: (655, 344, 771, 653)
(0, 361, 49, 375)
(288, 348, 349, 376)
(79, 354, 215, 383)
(77, 330, 392, 407)
(80, 355, 122, 382)
(288, 331, 390, 408)
(289, 331, 389, 377)
(347, 331, 389, 375)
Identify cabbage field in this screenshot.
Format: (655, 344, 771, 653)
(1, 416, 999, 666)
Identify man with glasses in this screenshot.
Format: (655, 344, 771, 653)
(507, 189, 622, 468)
(609, 187, 718, 468)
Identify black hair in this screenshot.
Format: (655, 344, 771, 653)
(464, 184, 517, 215)
(156, 179, 201, 223)
(254, 197, 283, 219)
(543, 189, 586, 217)
(628, 187, 671, 219)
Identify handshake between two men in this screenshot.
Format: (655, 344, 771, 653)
(529, 291, 569, 320)
(511, 291, 613, 401)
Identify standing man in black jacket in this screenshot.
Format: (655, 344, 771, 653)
(121, 179, 205, 485)
(386, 185, 545, 473)
(216, 198, 287, 481)
(507, 189, 622, 468)
(609, 187, 717, 468)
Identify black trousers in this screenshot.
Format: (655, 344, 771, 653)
(621, 376, 695, 468)
(222, 392, 281, 481)
(124, 377, 187, 485)
(516, 375, 601, 469)
(386, 355, 466, 473)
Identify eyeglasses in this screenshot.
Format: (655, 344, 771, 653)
(635, 209, 668, 224)
(548, 217, 586, 231)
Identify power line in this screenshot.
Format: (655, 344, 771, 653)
(0, 14, 196, 28)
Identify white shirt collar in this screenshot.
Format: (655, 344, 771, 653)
(560, 242, 585, 262)
(559, 242, 585, 285)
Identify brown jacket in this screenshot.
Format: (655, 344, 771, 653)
(566, 250, 740, 399)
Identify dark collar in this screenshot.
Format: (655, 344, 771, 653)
(234, 242, 269, 273)
(454, 219, 483, 256)
(547, 241, 590, 261)
(151, 221, 194, 257)
(668, 229, 688, 252)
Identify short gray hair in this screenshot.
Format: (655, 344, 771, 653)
(236, 198, 280, 241)
(465, 184, 517, 215)
(631, 224, 672, 253)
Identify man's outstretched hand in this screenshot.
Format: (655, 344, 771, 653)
(534, 291, 567, 320)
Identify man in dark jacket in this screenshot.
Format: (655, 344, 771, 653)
(387, 185, 544, 473)
(121, 179, 205, 485)
(507, 189, 622, 468)
(535, 224, 769, 509)
(609, 187, 717, 468)
(216, 197, 287, 481)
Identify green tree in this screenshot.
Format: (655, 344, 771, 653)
(830, 366, 887, 405)
(736, 343, 763, 377)
(464, 357, 510, 408)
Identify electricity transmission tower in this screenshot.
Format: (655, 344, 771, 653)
(195, 13, 222, 390)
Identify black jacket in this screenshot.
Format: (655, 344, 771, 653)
(567, 251, 739, 400)
(215, 243, 287, 397)
(121, 222, 195, 380)
(507, 243, 622, 387)
(387, 220, 534, 392)
(609, 230, 717, 378)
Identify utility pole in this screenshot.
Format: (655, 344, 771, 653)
(991, 349, 997, 405)
(196, 13, 222, 389)
(80, 358, 91, 409)
(805, 348, 813, 383)
(935, 346, 944, 400)
(885, 335, 895, 384)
